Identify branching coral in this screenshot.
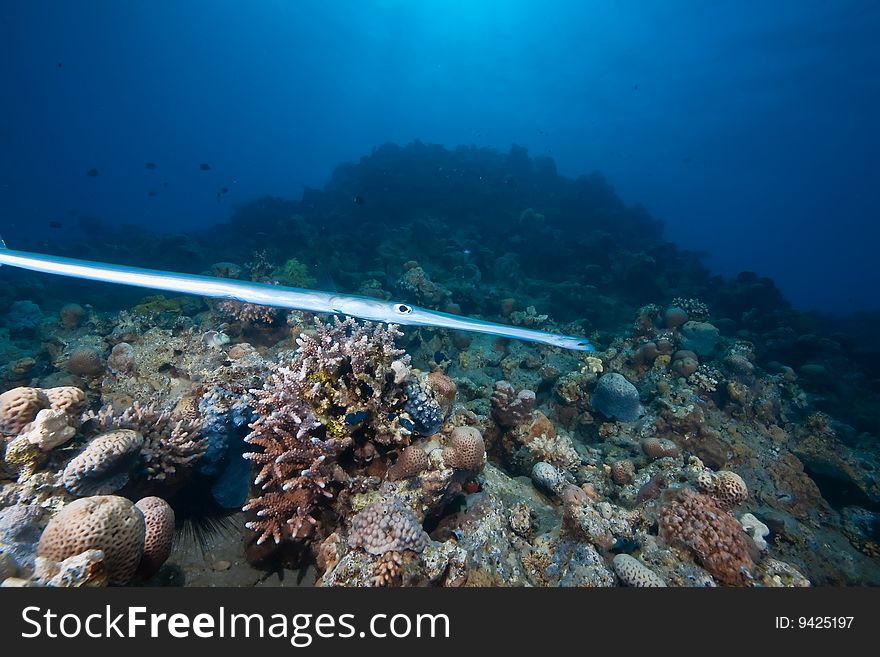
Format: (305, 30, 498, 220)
(217, 300, 279, 325)
(84, 402, 205, 482)
(243, 317, 410, 546)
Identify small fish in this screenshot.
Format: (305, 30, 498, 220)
(216, 192, 222, 202)
(86, 168, 99, 177)
(353, 195, 365, 205)
(633, 83, 639, 90)
(57, 62, 63, 68)
(48, 220, 63, 229)
(145, 162, 157, 170)
(199, 163, 212, 171)
(162, 182, 169, 188)
(148, 191, 157, 197)
(681, 155, 693, 164)
(220, 186, 229, 194)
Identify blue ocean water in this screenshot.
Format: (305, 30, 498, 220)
(2, 0, 878, 313)
(1, 2, 879, 587)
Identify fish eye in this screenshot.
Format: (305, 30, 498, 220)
(396, 304, 413, 314)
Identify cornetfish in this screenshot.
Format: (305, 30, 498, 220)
(0, 239, 594, 351)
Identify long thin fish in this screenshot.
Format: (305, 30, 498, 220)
(0, 240, 594, 351)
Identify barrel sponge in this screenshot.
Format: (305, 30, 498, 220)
(44, 386, 87, 417)
(612, 554, 667, 587)
(387, 445, 429, 481)
(442, 426, 486, 471)
(590, 373, 644, 422)
(62, 429, 144, 496)
(348, 499, 428, 555)
(135, 497, 175, 579)
(37, 495, 146, 585)
(0, 387, 47, 437)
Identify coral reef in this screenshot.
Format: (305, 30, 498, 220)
(1, 141, 879, 589)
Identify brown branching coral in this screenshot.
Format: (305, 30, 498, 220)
(217, 300, 279, 325)
(243, 317, 411, 546)
(84, 402, 205, 481)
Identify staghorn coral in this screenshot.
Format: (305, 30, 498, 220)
(62, 430, 144, 496)
(84, 402, 205, 482)
(243, 317, 409, 546)
(37, 495, 146, 586)
(658, 487, 754, 585)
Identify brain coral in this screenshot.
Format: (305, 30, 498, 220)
(44, 386, 87, 417)
(590, 373, 644, 422)
(62, 429, 145, 496)
(442, 426, 486, 471)
(0, 387, 47, 437)
(135, 497, 175, 579)
(387, 445, 429, 481)
(658, 488, 754, 585)
(37, 495, 146, 585)
(348, 499, 428, 556)
(697, 470, 748, 510)
(611, 554, 667, 587)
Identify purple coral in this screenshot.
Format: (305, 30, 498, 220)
(242, 317, 410, 545)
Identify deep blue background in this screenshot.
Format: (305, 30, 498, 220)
(1, 0, 878, 313)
